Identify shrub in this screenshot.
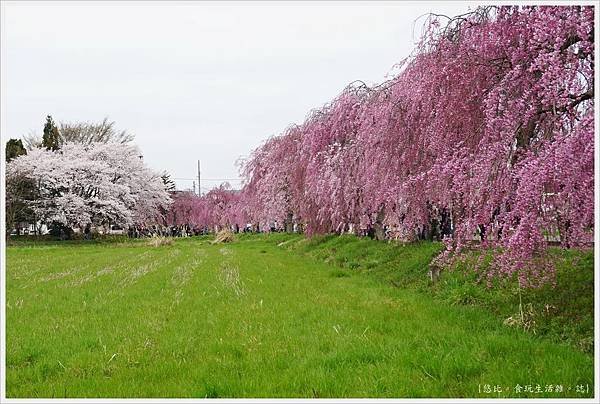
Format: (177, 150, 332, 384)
(212, 229, 235, 244)
(147, 236, 173, 247)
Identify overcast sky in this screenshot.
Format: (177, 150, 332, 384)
(2, 1, 475, 191)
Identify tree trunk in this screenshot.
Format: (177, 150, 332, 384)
(373, 207, 386, 241)
(284, 212, 294, 233)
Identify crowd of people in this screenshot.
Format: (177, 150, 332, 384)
(126, 224, 211, 238)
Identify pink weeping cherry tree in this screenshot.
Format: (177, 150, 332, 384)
(165, 5, 592, 287)
(235, 5, 594, 286)
(166, 191, 213, 229)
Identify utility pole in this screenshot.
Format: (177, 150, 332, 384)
(192, 181, 196, 195)
(197, 160, 201, 197)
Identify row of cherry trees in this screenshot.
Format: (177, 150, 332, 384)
(166, 184, 244, 232)
(177, 6, 594, 286)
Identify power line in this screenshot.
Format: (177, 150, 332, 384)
(176, 185, 242, 192)
(173, 177, 242, 181)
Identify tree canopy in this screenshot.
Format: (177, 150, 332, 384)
(171, 6, 594, 287)
(6, 142, 171, 230)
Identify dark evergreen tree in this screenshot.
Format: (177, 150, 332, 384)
(42, 115, 60, 151)
(5, 138, 27, 162)
(161, 172, 176, 192)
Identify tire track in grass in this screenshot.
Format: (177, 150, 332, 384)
(93, 242, 210, 387)
(58, 245, 183, 390)
(169, 247, 207, 307)
(7, 242, 185, 395)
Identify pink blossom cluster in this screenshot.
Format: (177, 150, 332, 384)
(166, 183, 247, 231)
(173, 6, 594, 286)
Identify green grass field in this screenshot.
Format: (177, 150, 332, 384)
(5, 234, 594, 398)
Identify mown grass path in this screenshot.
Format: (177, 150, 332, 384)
(5, 236, 594, 398)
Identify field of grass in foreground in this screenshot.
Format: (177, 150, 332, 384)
(5, 234, 594, 398)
